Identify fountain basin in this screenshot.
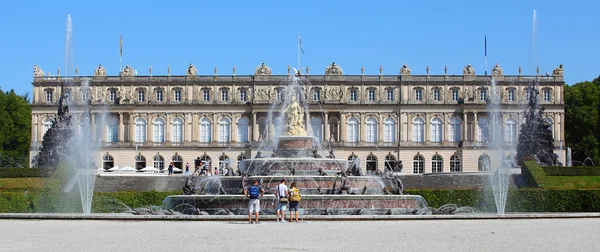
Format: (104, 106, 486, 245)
(239, 158, 348, 176)
(163, 194, 428, 215)
(275, 136, 314, 158)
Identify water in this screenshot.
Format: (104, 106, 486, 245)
(566, 147, 572, 167)
(530, 10, 538, 72)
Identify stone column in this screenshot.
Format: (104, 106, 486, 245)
(31, 114, 37, 145)
(148, 113, 154, 144)
(184, 113, 191, 143)
(407, 113, 413, 142)
(118, 112, 124, 143)
(463, 112, 468, 141)
(324, 112, 329, 143)
(473, 112, 478, 142)
(252, 112, 258, 142)
(101, 116, 107, 143)
(191, 113, 198, 142)
(560, 112, 565, 142)
(213, 113, 218, 143)
(443, 112, 449, 143)
(231, 113, 238, 143)
(340, 112, 347, 142)
(129, 113, 135, 143)
(359, 113, 365, 143)
(425, 112, 431, 142)
(268, 115, 275, 142)
(166, 113, 172, 143)
(378, 113, 384, 143)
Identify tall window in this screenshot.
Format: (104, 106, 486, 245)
(237, 117, 249, 143)
(431, 117, 443, 143)
(368, 89, 375, 101)
(43, 119, 53, 136)
(156, 89, 163, 102)
(413, 155, 424, 174)
(153, 118, 165, 143)
(505, 118, 517, 144)
(450, 155, 461, 172)
(480, 88, 487, 101)
(172, 118, 183, 144)
(240, 89, 247, 102)
(135, 118, 147, 144)
(81, 89, 88, 102)
(508, 88, 515, 102)
(347, 117, 359, 143)
(413, 117, 424, 143)
(350, 89, 357, 101)
(200, 117, 212, 143)
(109, 89, 117, 102)
(313, 88, 321, 101)
(478, 117, 489, 143)
(452, 89, 459, 101)
(276, 88, 283, 101)
(415, 89, 423, 101)
(174, 89, 181, 102)
(202, 89, 210, 102)
(432, 155, 443, 173)
(544, 89, 551, 102)
(366, 118, 377, 143)
(387, 89, 394, 101)
(478, 154, 490, 171)
(137, 89, 145, 102)
(221, 89, 229, 102)
(219, 118, 231, 143)
(154, 155, 165, 170)
(383, 117, 396, 143)
(311, 117, 323, 142)
(449, 117, 461, 143)
(107, 117, 118, 143)
(433, 89, 441, 101)
(46, 90, 53, 102)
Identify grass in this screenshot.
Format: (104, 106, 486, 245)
(522, 161, 600, 189)
(0, 178, 51, 192)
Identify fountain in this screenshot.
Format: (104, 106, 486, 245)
(163, 73, 428, 215)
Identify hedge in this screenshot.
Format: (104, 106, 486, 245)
(522, 161, 600, 189)
(543, 166, 600, 176)
(2, 189, 600, 213)
(0, 168, 53, 178)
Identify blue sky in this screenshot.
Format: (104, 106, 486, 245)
(0, 0, 598, 96)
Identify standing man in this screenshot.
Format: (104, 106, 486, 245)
(168, 162, 173, 176)
(185, 162, 190, 176)
(244, 180, 265, 224)
(275, 179, 289, 222)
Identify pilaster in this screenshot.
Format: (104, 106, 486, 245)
(473, 112, 479, 142)
(359, 112, 366, 143)
(252, 112, 258, 142)
(212, 113, 218, 143)
(340, 112, 347, 142)
(324, 112, 329, 143)
(231, 113, 238, 143)
(118, 112, 124, 142)
(463, 112, 468, 141)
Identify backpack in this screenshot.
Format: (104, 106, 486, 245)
(290, 187, 301, 202)
(249, 185, 260, 199)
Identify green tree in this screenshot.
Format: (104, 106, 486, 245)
(564, 75, 600, 165)
(0, 87, 32, 168)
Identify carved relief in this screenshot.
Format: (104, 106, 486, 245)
(325, 62, 343, 75)
(326, 86, 343, 100)
(255, 87, 269, 100)
(120, 65, 134, 77)
(94, 64, 107, 76)
(492, 63, 503, 76)
(255, 63, 272, 75)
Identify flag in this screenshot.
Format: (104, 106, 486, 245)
(299, 34, 305, 55)
(120, 34, 123, 57)
(484, 34, 487, 57)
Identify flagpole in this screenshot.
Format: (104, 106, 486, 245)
(484, 33, 487, 76)
(120, 33, 123, 72)
(297, 33, 300, 73)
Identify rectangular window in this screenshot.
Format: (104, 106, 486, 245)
(109, 89, 116, 102)
(350, 89, 357, 101)
(433, 89, 441, 101)
(81, 91, 88, 102)
(366, 124, 377, 143)
(203, 89, 210, 102)
(313, 89, 321, 101)
(107, 123, 118, 143)
(544, 89, 551, 102)
(156, 89, 163, 102)
(413, 123, 424, 143)
(387, 89, 394, 101)
(221, 89, 229, 101)
(415, 89, 422, 101)
(172, 124, 182, 143)
(46, 91, 53, 102)
(138, 90, 144, 102)
(276, 89, 283, 101)
(508, 89, 515, 102)
(449, 124, 461, 142)
(240, 89, 247, 102)
(174, 90, 181, 102)
(480, 89, 487, 101)
(452, 89, 459, 101)
(368, 89, 375, 101)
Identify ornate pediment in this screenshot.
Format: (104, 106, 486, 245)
(255, 63, 272, 75)
(492, 63, 503, 76)
(463, 64, 475, 75)
(400, 64, 411, 75)
(325, 62, 343, 75)
(94, 64, 107, 76)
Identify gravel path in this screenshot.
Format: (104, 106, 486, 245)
(0, 219, 599, 251)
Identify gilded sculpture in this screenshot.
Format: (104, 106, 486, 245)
(284, 96, 306, 136)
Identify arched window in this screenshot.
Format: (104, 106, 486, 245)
(348, 154, 359, 168)
(450, 155, 461, 172)
(135, 155, 146, 170)
(102, 154, 114, 169)
(384, 117, 396, 143)
(237, 155, 246, 169)
(153, 155, 165, 171)
(135, 118, 147, 144)
(432, 155, 443, 173)
(153, 118, 165, 143)
(172, 154, 183, 170)
(200, 117, 212, 143)
(172, 118, 183, 144)
(237, 117, 249, 143)
(218, 155, 230, 174)
(219, 117, 231, 143)
(366, 155, 377, 173)
(366, 118, 378, 143)
(311, 117, 323, 142)
(106, 116, 119, 143)
(413, 155, 424, 174)
(477, 117, 489, 143)
(431, 117, 443, 143)
(384, 154, 396, 171)
(200, 155, 212, 171)
(347, 117, 359, 143)
(505, 117, 517, 144)
(478, 154, 491, 171)
(43, 119, 53, 136)
(413, 117, 424, 143)
(449, 117, 462, 143)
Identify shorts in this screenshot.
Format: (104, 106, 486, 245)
(277, 201, 287, 211)
(248, 199, 260, 213)
(289, 201, 299, 212)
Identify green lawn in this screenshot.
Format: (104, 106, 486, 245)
(522, 161, 600, 189)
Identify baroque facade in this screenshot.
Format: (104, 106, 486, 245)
(29, 63, 566, 173)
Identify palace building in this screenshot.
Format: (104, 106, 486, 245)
(29, 62, 566, 173)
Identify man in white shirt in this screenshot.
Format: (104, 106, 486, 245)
(275, 179, 289, 222)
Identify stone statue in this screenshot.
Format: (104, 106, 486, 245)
(168, 66, 171, 76)
(400, 64, 411, 75)
(379, 65, 383, 75)
(463, 64, 475, 75)
(444, 65, 448, 75)
(186, 64, 197, 76)
(33, 65, 44, 77)
(552, 64, 564, 76)
(392, 160, 403, 172)
(426, 66, 430, 75)
(519, 66, 522, 75)
(121, 65, 133, 76)
(306, 66, 310, 75)
(326, 149, 336, 159)
(255, 63, 272, 75)
(149, 66, 153, 76)
(232, 65, 236, 75)
(214, 66, 218, 75)
(492, 63, 503, 76)
(284, 96, 307, 136)
(94, 64, 107, 76)
(325, 62, 343, 75)
(182, 177, 196, 195)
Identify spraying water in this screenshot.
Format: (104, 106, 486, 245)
(530, 10, 538, 72)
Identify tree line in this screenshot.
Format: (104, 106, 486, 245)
(564, 75, 600, 165)
(0, 87, 31, 168)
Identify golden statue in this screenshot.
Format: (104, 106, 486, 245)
(284, 96, 306, 136)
